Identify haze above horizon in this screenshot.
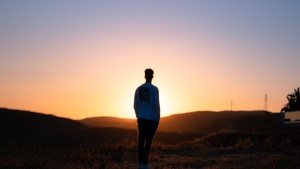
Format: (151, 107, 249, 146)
(1, 1, 299, 119)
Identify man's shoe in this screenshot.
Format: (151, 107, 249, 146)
(144, 164, 149, 169)
(138, 164, 145, 169)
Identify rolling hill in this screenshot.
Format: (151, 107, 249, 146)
(0, 108, 202, 146)
(0, 108, 88, 146)
(1, 108, 274, 136)
(0, 108, 85, 130)
(80, 110, 274, 134)
(80, 116, 137, 130)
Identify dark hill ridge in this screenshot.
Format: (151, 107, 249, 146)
(0, 108, 86, 132)
(0, 108, 88, 147)
(0, 108, 273, 145)
(0, 108, 201, 146)
(80, 110, 274, 134)
(81, 116, 136, 129)
(1, 108, 272, 135)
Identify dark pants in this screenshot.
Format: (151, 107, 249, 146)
(137, 118, 159, 165)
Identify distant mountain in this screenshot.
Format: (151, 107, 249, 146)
(0, 108, 87, 146)
(0, 108, 86, 132)
(80, 111, 274, 134)
(80, 116, 137, 129)
(0, 108, 202, 146)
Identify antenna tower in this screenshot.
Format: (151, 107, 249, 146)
(264, 94, 268, 111)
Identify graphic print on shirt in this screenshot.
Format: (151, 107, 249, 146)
(139, 87, 150, 101)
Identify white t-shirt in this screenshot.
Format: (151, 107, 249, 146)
(134, 83, 160, 122)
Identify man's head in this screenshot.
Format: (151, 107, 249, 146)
(145, 69, 154, 83)
(145, 69, 154, 78)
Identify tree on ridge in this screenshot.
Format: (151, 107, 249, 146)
(281, 87, 300, 113)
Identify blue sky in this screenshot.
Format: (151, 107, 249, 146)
(0, 1, 299, 119)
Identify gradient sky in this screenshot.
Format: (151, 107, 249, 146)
(1, 1, 299, 119)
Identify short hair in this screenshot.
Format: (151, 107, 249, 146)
(145, 69, 154, 78)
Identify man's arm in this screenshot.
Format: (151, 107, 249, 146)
(134, 89, 139, 117)
(154, 87, 160, 121)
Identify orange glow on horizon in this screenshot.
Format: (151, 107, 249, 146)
(0, 7, 292, 119)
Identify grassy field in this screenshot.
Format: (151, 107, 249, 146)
(1, 126, 300, 169)
(1, 108, 300, 168)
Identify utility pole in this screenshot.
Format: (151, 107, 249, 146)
(231, 99, 233, 120)
(264, 94, 268, 111)
(229, 99, 233, 130)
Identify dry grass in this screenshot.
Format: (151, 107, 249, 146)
(2, 108, 299, 168)
(1, 126, 300, 169)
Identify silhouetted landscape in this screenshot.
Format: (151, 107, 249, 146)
(80, 110, 274, 133)
(1, 108, 300, 168)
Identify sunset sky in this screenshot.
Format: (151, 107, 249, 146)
(1, 1, 299, 119)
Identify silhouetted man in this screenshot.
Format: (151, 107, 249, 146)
(134, 69, 160, 169)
